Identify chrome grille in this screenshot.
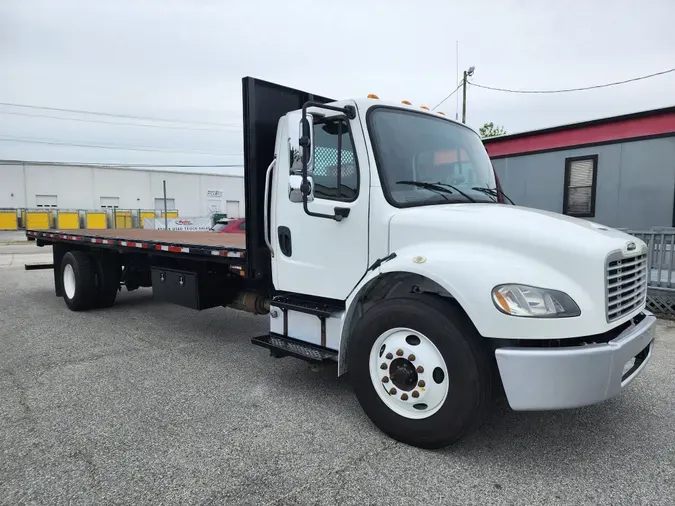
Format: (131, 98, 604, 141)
(606, 253, 647, 322)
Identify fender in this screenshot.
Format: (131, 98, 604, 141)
(337, 242, 604, 375)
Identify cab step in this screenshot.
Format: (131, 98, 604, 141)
(270, 295, 343, 317)
(251, 333, 338, 363)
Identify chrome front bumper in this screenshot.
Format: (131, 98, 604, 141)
(495, 311, 657, 410)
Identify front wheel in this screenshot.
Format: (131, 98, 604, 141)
(348, 294, 493, 449)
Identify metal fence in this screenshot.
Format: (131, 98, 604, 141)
(624, 228, 675, 315)
(0, 207, 180, 231)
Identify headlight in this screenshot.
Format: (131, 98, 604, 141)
(492, 284, 580, 317)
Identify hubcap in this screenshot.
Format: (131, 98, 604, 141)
(389, 358, 418, 391)
(63, 264, 76, 299)
(369, 327, 449, 419)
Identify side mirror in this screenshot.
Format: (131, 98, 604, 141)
(287, 110, 314, 175)
(289, 174, 314, 203)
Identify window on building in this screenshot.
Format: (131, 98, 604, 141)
(563, 155, 598, 217)
(100, 197, 120, 209)
(154, 198, 176, 210)
(35, 195, 57, 208)
(312, 118, 359, 201)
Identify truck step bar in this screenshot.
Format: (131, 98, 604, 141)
(24, 263, 55, 270)
(251, 333, 338, 363)
(270, 296, 343, 318)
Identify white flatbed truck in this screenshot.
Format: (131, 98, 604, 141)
(26, 77, 657, 449)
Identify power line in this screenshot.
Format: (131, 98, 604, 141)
(469, 67, 675, 94)
(86, 162, 243, 167)
(0, 136, 242, 156)
(0, 159, 243, 168)
(0, 110, 242, 132)
(431, 82, 463, 111)
(0, 101, 241, 127)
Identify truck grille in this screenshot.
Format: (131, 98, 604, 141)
(606, 253, 647, 322)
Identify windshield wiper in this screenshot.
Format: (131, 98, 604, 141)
(396, 180, 451, 201)
(397, 180, 478, 204)
(472, 186, 515, 205)
(430, 182, 477, 203)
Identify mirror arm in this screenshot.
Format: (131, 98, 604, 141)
(299, 101, 355, 222)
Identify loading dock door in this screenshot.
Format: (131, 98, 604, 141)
(226, 200, 239, 218)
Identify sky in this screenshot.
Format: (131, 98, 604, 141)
(1, 0, 674, 175)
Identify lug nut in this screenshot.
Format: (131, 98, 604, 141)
(418, 380, 426, 388)
(380, 363, 387, 370)
(382, 376, 389, 383)
(386, 352, 393, 360)
(416, 366, 424, 373)
(389, 388, 397, 395)
(412, 390, 420, 398)
(408, 354, 416, 361)
(396, 349, 404, 356)
(401, 393, 409, 401)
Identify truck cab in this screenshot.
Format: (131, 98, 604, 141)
(247, 79, 656, 448)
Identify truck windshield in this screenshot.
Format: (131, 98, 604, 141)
(367, 107, 498, 207)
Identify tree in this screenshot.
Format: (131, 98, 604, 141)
(479, 122, 506, 138)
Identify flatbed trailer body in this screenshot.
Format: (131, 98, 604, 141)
(27, 229, 246, 259)
(24, 76, 328, 313)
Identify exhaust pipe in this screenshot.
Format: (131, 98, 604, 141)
(227, 291, 270, 315)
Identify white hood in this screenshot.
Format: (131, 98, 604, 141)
(388, 203, 641, 261)
(386, 203, 646, 338)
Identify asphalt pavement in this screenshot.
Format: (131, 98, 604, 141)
(0, 230, 30, 244)
(0, 241, 52, 269)
(1, 266, 674, 505)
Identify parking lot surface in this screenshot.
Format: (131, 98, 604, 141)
(1, 266, 674, 505)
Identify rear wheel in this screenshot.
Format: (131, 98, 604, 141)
(348, 294, 493, 449)
(61, 251, 96, 311)
(92, 256, 121, 308)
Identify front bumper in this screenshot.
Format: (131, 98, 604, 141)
(495, 311, 656, 410)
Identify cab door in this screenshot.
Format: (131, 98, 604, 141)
(271, 107, 370, 300)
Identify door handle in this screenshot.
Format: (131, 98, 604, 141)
(278, 226, 292, 257)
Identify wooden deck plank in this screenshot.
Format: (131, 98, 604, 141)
(51, 229, 246, 249)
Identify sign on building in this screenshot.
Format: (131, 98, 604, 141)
(144, 217, 212, 231)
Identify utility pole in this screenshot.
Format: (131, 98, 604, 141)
(163, 180, 168, 230)
(461, 66, 475, 124)
(461, 70, 468, 124)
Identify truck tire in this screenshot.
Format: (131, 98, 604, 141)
(60, 251, 96, 311)
(93, 256, 121, 308)
(348, 294, 493, 449)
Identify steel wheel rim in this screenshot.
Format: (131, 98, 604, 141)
(63, 264, 76, 299)
(369, 327, 449, 419)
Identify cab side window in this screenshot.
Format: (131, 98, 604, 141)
(312, 118, 359, 201)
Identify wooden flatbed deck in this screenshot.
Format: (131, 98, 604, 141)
(49, 229, 246, 249)
(26, 228, 247, 260)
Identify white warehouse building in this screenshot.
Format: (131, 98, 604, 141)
(0, 160, 245, 218)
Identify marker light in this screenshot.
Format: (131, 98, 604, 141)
(437, 111, 446, 116)
(401, 100, 412, 105)
(367, 93, 379, 99)
(420, 105, 430, 110)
